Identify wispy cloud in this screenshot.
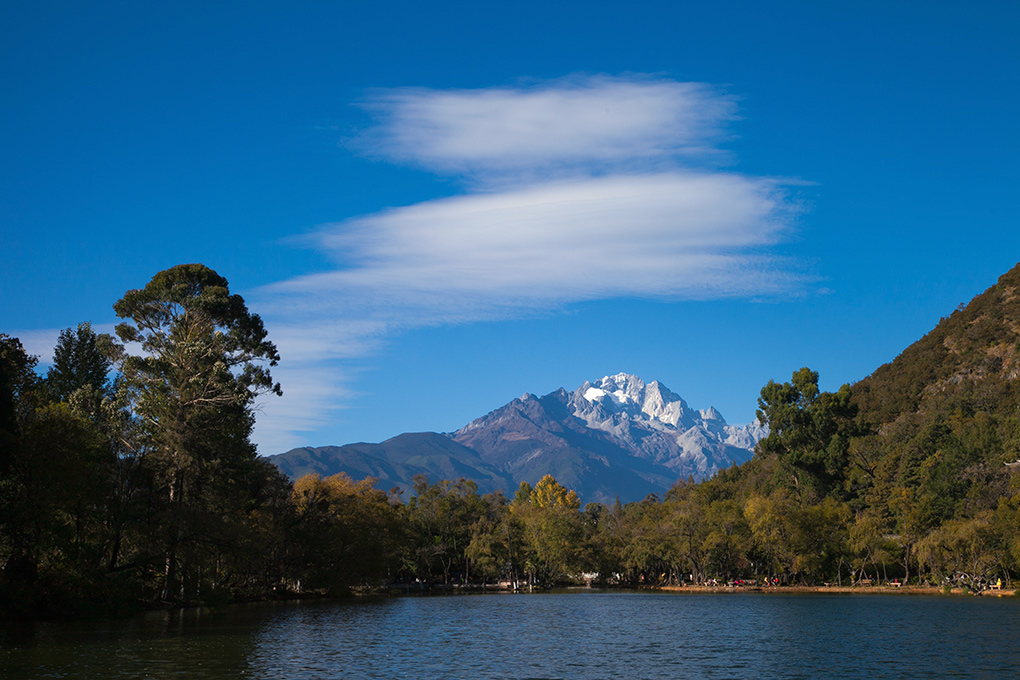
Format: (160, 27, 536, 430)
(355, 75, 737, 181)
(252, 75, 806, 452)
(267, 173, 796, 312)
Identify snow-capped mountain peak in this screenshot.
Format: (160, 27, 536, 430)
(574, 373, 697, 428)
(444, 372, 765, 501)
(582, 373, 635, 406)
(563, 373, 764, 477)
(699, 406, 723, 421)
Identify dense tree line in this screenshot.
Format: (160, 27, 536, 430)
(4, 264, 1020, 619)
(292, 365, 1019, 594)
(1, 265, 295, 618)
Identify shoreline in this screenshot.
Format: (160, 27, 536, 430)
(378, 582, 1018, 598)
(650, 584, 1017, 597)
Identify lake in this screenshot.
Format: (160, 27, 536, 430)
(3, 590, 1019, 679)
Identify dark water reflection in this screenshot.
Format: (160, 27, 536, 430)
(3, 591, 1019, 679)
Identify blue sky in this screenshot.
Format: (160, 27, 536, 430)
(3, 1, 1019, 454)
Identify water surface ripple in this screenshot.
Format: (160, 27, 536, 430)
(3, 591, 1018, 679)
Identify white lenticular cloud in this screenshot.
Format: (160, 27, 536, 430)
(253, 75, 806, 451)
(270, 172, 796, 311)
(357, 76, 737, 177)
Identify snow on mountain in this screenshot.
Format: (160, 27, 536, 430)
(563, 373, 765, 477)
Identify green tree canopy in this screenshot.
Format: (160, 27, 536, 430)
(114, 264, 280, 469)
(756, 368, 859, 495)
(113, 264, 282, 602)
(46, 322, 115, 403)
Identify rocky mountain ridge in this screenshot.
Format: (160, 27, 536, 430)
(455, 373, 764, 480)
(270, 373, 765, 503)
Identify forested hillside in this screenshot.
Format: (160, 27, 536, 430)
(854, 263, 1020, 425)
(843, 263, 1020, 583)
(677, 262, 1020, 588)
(4, 263, 1019, 620)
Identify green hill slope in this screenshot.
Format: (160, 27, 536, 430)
(713, 263, 1020, 587)
(853, 262, 1020, 431)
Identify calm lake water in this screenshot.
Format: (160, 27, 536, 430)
(2, 590, 1019, 679)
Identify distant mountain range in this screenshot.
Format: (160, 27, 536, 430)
(269, 373, 766, 503)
